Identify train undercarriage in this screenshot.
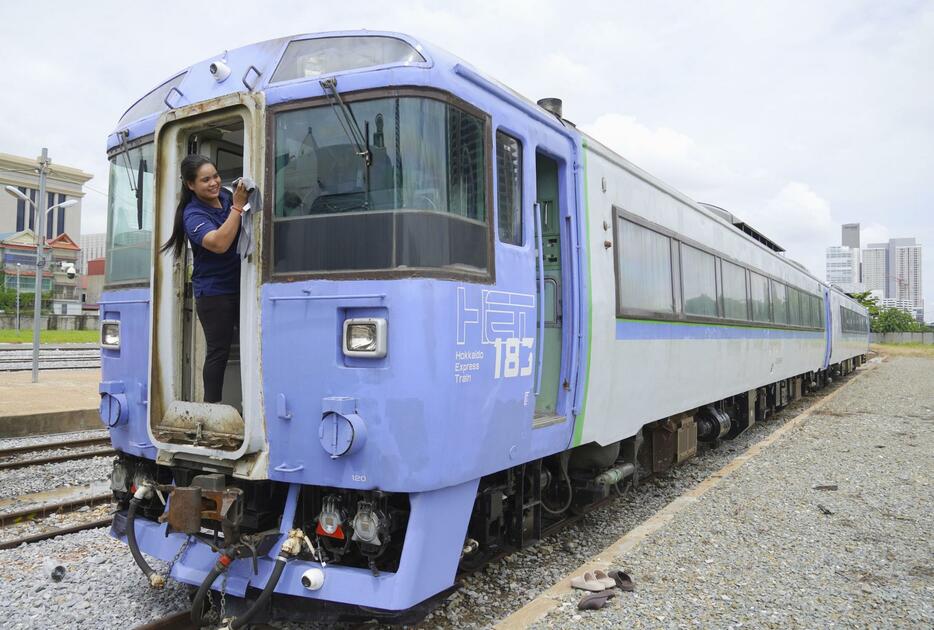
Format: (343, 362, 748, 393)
(110, 357, 865, 625)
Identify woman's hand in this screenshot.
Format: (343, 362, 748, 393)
(233, 180, 250, 209)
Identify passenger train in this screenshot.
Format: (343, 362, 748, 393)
(99, 31, 870, 625)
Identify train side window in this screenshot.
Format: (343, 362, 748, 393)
(771, 281, 787, 324)
(750, 272, 771, 323)
(681, 244, 718, 317)
(788, 288, 801, 326)
(616, 218, 674, 314)
(818, 297, 825, 328)
(496, 131, 523, 246)
(721, 260, 749, 320)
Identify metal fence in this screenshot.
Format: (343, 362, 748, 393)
(871, 332, 934, 345)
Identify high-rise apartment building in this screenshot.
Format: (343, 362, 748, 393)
(863, 238, 924, 322)
(862, 247, 887, 294)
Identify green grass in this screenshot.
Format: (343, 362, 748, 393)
(872, 342, 934, 357)
(0, 329, 99, 344)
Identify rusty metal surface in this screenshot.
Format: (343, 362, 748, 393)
(675, 416, 697, 463)
(161, 486, 202, 534)
(154, 401, 244, 450)
(160, 484, 243, 534)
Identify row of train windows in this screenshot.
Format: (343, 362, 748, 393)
(616, 215, 825, 329)
(840, 306, 870, 334)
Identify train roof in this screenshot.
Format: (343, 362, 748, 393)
(108, 31, 868, 319)
(107, 30, 494, 150)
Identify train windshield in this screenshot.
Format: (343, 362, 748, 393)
(272, 96, 489, 276)
(105, 143, 155, 284)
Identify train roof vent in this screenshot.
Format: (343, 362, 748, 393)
(699, 202, 786, 253)
(537, 97, 563, 119)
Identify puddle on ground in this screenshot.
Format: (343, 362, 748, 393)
(0, 480, 111, 513)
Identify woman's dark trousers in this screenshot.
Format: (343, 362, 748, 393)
(195, 293, 239, 404)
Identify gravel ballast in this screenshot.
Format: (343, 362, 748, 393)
(0, 356, 929, 629)
(529, 356, 933, 629)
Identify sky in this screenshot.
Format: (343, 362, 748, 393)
(1, 1, 931, 312)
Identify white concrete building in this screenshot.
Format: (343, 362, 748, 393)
(0, 152, 91, 240)
(79, 232, 107, 274)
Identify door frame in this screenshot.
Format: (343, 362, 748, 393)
(148, 93, 266, 461)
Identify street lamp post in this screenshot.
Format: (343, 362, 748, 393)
(15, 263, 21, 332)
(4, 149, 78, 382)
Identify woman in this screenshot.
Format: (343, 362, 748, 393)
(161, 154, 249, 403)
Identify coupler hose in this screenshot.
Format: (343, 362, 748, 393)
(126, 486, 165, 588)
(226, 529, 305, 629)
(192, 552, 234, 627)
(229, 555, 287, 629)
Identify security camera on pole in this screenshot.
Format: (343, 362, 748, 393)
(3, 149, 77, 382)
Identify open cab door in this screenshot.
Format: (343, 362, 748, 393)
(148, 93, 267, 477)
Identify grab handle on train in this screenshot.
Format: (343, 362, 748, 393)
(534, 202, 545, 396)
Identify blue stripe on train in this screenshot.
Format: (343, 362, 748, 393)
(616, 319, 825, 341)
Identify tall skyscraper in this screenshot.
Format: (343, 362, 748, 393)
(862, 247, 887, 294)
(842, 223, 860, 249)
(862, 238, 924, 322)
(825, 246, 861, 292)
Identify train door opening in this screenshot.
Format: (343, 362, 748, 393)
(179, 121, 245, 412)
(150, 105, 255, 455)
(534, 152, 563, 421)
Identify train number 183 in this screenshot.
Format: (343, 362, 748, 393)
(493, 337, 534, 379)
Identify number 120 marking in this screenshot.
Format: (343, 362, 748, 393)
(493, 337, 534, 379)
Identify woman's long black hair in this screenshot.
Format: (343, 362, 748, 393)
(160, 154, 214, 259)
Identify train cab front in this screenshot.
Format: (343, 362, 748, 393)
(104, 31, 558, 624)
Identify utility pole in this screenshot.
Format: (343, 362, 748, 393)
(32, 148, 50, 383)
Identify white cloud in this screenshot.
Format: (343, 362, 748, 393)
(729, 182, 834, 278)
(0, 1, 930, 309)
(580, 113, 733, 196)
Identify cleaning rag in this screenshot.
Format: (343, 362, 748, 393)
(231, 176, 261, 258)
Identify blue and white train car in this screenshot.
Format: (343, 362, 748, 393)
(98, 31, 869, 624)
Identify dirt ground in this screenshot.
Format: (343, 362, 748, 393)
(0, 369, 100, 417)
(871, 343, 934, 359)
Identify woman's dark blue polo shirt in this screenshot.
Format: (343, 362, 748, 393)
(183, 189, 241, 297)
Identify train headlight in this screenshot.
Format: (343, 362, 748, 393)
(315, 495, 346, 539)
(101, 320, 121, 350)
(351, 501, 385, 545)
(342, 318, 387, 358)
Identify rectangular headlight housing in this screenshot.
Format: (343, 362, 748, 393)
(101, 320, 121, 350)
(342, 318, 387, 358)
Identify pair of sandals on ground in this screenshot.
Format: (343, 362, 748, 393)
(570, 568, 634, 610)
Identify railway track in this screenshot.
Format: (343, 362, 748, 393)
(0, 346, 100, 371)
(0, 436, 114, 471)
(0, 481, 114, 549)
(133, 611, 197, 630)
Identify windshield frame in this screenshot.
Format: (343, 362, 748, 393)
(103, 135, 156, 290)
(263, 86, 495, 284)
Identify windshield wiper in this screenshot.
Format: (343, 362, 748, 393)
(136, 159, 147, 230)
(320, 77, 371, 208)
